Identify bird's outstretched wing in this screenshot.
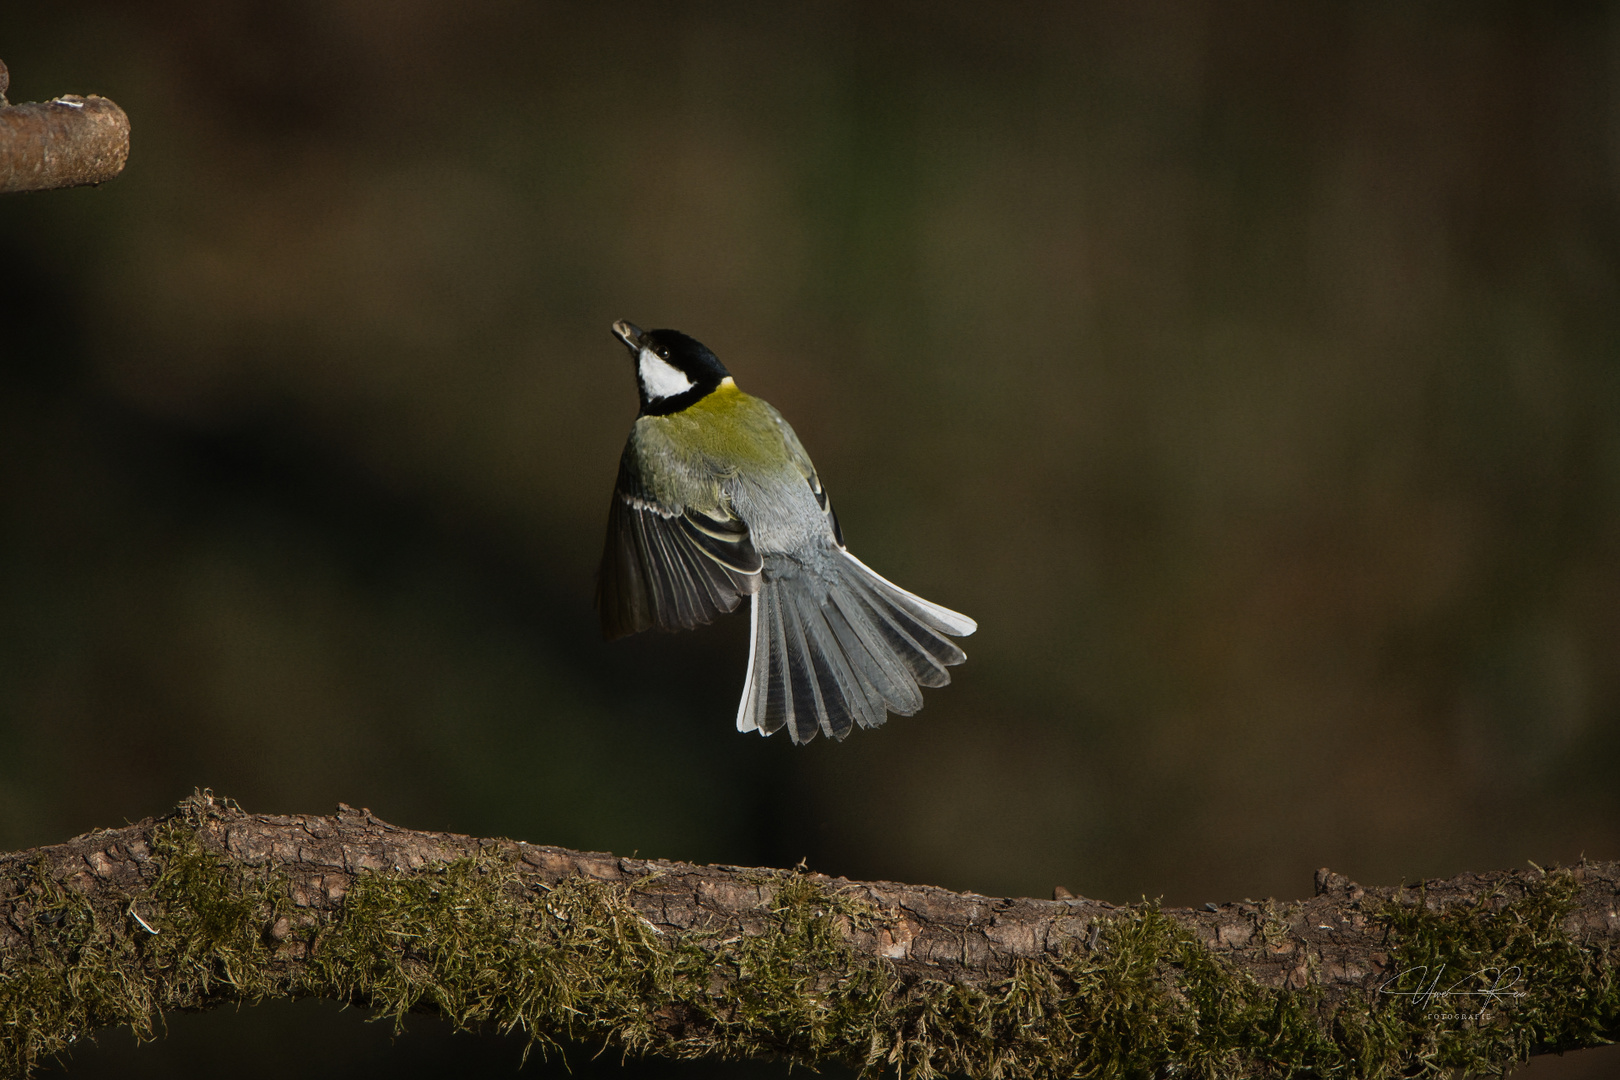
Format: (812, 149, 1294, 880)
(596, 461, 762, 640)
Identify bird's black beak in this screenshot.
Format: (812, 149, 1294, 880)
(611, 320, 645, 353)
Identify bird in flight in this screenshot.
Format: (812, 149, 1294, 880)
(597, 320, 975, 744)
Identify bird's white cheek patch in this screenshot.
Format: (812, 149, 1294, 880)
(639, 347, 695, 400)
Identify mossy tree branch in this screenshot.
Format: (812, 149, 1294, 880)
(2, 794, 1616, 1079)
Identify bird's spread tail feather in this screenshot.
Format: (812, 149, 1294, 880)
(736, 551, 975, 743)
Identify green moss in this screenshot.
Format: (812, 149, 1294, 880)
(4, 800, 1618, 1080)
(860, 875, 1619, 1080)
(146, 813, 293, 1004)
(1367, 870, 1620, 1077)
(876, 905, 1339, 1080)
(0, 860, 152, 1077)
(307, 855, 684, 1055)
(304, 854, 896, 1067)
(713, 872, 890, 1052)
(0, 801, 291, 1078)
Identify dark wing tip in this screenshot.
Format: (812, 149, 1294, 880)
(596, 493, 759, 637)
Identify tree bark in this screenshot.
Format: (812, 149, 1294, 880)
(2, 793, 1616, 1079)
(0, 60, 130, 193)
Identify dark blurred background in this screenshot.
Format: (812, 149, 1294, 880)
(3, 2, 1619, 1076)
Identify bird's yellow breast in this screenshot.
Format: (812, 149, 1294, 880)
(636, 378, 793, 473)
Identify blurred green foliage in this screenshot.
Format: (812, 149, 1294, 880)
(1, 1, 1618, 1076)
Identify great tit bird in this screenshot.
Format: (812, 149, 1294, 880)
(597, 320, 976, 744)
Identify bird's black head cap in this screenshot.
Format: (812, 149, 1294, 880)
(612, 320, 732, 416)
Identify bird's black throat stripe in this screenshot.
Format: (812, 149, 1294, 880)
(639, 379, 724, 417)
